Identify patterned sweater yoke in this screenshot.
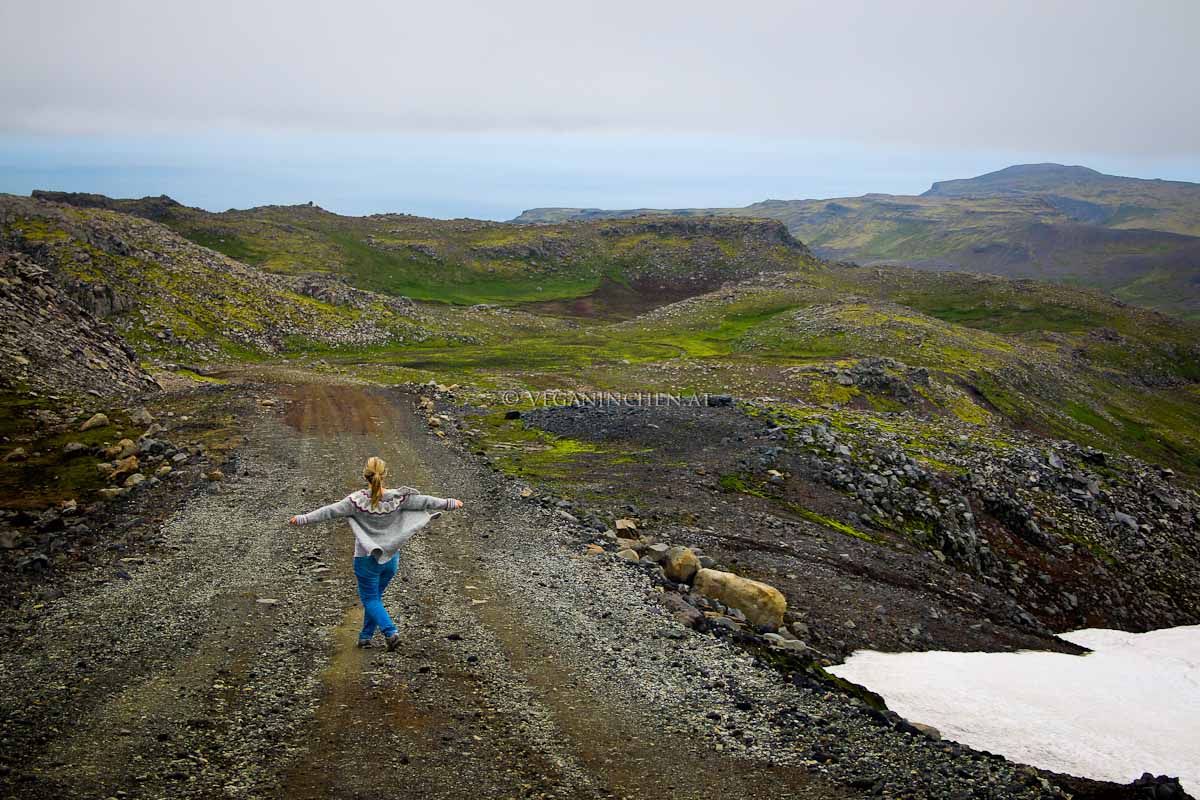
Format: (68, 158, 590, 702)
(295, 486, 459, 563)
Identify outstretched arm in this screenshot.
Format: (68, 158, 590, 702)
(401, 494, 463, 512)
(288, 496, 356, 526)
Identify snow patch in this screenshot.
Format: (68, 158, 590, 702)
(829, 626, 1200, 792)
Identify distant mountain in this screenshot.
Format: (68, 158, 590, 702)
(923, 163, 1200, 235)
(513, 164, 1200, 318)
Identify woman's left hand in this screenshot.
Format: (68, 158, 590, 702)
(288, 516, 299, 526)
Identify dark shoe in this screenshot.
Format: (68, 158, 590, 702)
(386, 633, 401, 651)
(357, 638, 374, 649)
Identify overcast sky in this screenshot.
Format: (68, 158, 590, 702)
(1, 0, 1197, 217)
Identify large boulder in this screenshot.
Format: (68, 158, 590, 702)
(691, 568, 786, 629)
(661, 545, 700, 583)
(80, 413, 110, 431)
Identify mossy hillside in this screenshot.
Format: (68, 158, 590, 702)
(598, 273, 1200, 471)
(748, 401, 1000, 474)
(838, 265, 1198, 349)
(60, 195, 820, 305)
(0, 197, 447, 359)
(729, 401, 1027, 554)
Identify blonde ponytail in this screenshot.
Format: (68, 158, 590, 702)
(363, 456, 387, 509)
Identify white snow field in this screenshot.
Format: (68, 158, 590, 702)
(829, 626, 1200, 792)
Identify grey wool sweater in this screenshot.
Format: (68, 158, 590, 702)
(295, 487, 459, 563)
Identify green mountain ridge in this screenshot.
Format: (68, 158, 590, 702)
(512, 164, 1200, 319)
(30, 190, 818, 308)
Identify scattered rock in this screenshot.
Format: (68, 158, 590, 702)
(1114, 511, 1138, 532)
(910, 722, 942, 741)
(80, 413, 110, 431)
(2, 447, 28, 462)
(644, 543, 670, 563)
(763, 632, 808, 653)
(205, 470, 224, 482)
(660, 593, 703, 628)
(108, 455, 139, 483)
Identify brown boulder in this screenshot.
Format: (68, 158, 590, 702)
(108, 455, 139, 483)
(661, 545, 700, 583)
(691, 568, 786, 629)
(80, 413, 109, 431)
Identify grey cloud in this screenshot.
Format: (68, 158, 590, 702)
(1, 0, 1197, 155)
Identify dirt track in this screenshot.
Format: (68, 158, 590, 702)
(0, 380, 862, 800)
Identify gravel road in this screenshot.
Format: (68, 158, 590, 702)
(0, 381, 868, 799)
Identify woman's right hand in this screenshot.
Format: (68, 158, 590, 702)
(451, 499, 464, 510)
(288, 516, 299, 526)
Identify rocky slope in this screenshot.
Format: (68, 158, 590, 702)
(0, 194, 445, 362)
(0, 250, 158, 397)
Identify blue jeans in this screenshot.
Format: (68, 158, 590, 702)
(353, 554, 399, 639)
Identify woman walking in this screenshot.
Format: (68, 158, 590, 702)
(289, 456, 463, 650)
